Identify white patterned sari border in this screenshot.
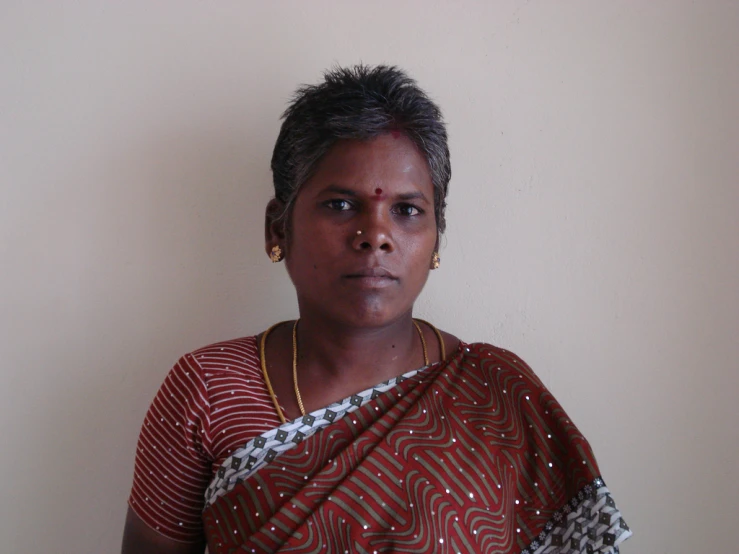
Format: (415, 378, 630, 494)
(521, 477, 632, 554)
(203, 368, 423, 507)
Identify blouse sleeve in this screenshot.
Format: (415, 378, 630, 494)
(128, 353, 213, 543)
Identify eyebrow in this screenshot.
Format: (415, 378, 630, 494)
(395, 191, 430, 203)
(322, 185, 358, 196)
(321, 184, 430, 203)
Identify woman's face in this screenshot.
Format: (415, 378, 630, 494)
(277, 133, 438, 328)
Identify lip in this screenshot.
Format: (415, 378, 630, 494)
(343, 267, 399, 288)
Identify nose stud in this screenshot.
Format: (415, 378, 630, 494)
(356, 230, 363, 235)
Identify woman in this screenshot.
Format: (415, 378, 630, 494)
(122, 65, 631, 554)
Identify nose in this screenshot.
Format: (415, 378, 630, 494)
(351, 211, 395, 253)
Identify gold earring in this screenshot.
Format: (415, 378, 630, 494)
(269, 245, 283, 263)
(431, 252, 440, 270)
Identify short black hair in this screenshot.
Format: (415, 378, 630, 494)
(270, 64, 451, 233)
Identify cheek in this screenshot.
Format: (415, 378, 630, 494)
(403, 237, 436, 275)
(408, 227, 437, 252)
(287, 220, 342, 266)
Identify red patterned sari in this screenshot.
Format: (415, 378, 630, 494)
(202, 343, 631, 553)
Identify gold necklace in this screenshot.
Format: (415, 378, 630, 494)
(259, 319, 445, 424)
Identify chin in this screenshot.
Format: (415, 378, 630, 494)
(303, 293, 412, 329)
(334, 298, 396, 327)
(347, 307, 402, 328)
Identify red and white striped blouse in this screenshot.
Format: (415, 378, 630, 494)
(128, 335, 282, 543)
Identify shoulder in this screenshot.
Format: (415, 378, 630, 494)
(464, 341, 525, 362)
(461, 341, 546, 390)
(160, 335, 263, 399)
(183, 335, 261, 376)
(189, 334, 259, 360)
(420, 324, 535, 377)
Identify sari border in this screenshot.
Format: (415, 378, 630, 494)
(204, 367, 425, 507)
(521, 477, 632, 554)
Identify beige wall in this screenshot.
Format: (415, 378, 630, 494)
(2, 2, 737, 553)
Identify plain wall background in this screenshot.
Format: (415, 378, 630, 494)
(1, 2, 737, 553)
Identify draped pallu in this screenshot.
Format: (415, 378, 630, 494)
(202, 343, 631, 554)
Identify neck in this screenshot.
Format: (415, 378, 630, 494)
(294, 311, 421, 384)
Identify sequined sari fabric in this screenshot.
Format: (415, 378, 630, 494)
(202, 343, 631, 554)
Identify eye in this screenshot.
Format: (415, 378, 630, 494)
(325, 199, 353, 211)
(394, 203, 422, 217)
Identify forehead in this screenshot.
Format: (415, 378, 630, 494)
(303, 134, 433, 194)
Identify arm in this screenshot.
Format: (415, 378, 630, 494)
(125, 354, 213, 552)
(122, 507, 206, 554)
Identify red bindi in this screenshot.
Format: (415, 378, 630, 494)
(374, 188, 383, 195)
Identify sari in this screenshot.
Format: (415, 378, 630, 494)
(202, 343, 631, 553)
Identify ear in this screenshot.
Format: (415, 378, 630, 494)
(265, 198, 287, 257)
